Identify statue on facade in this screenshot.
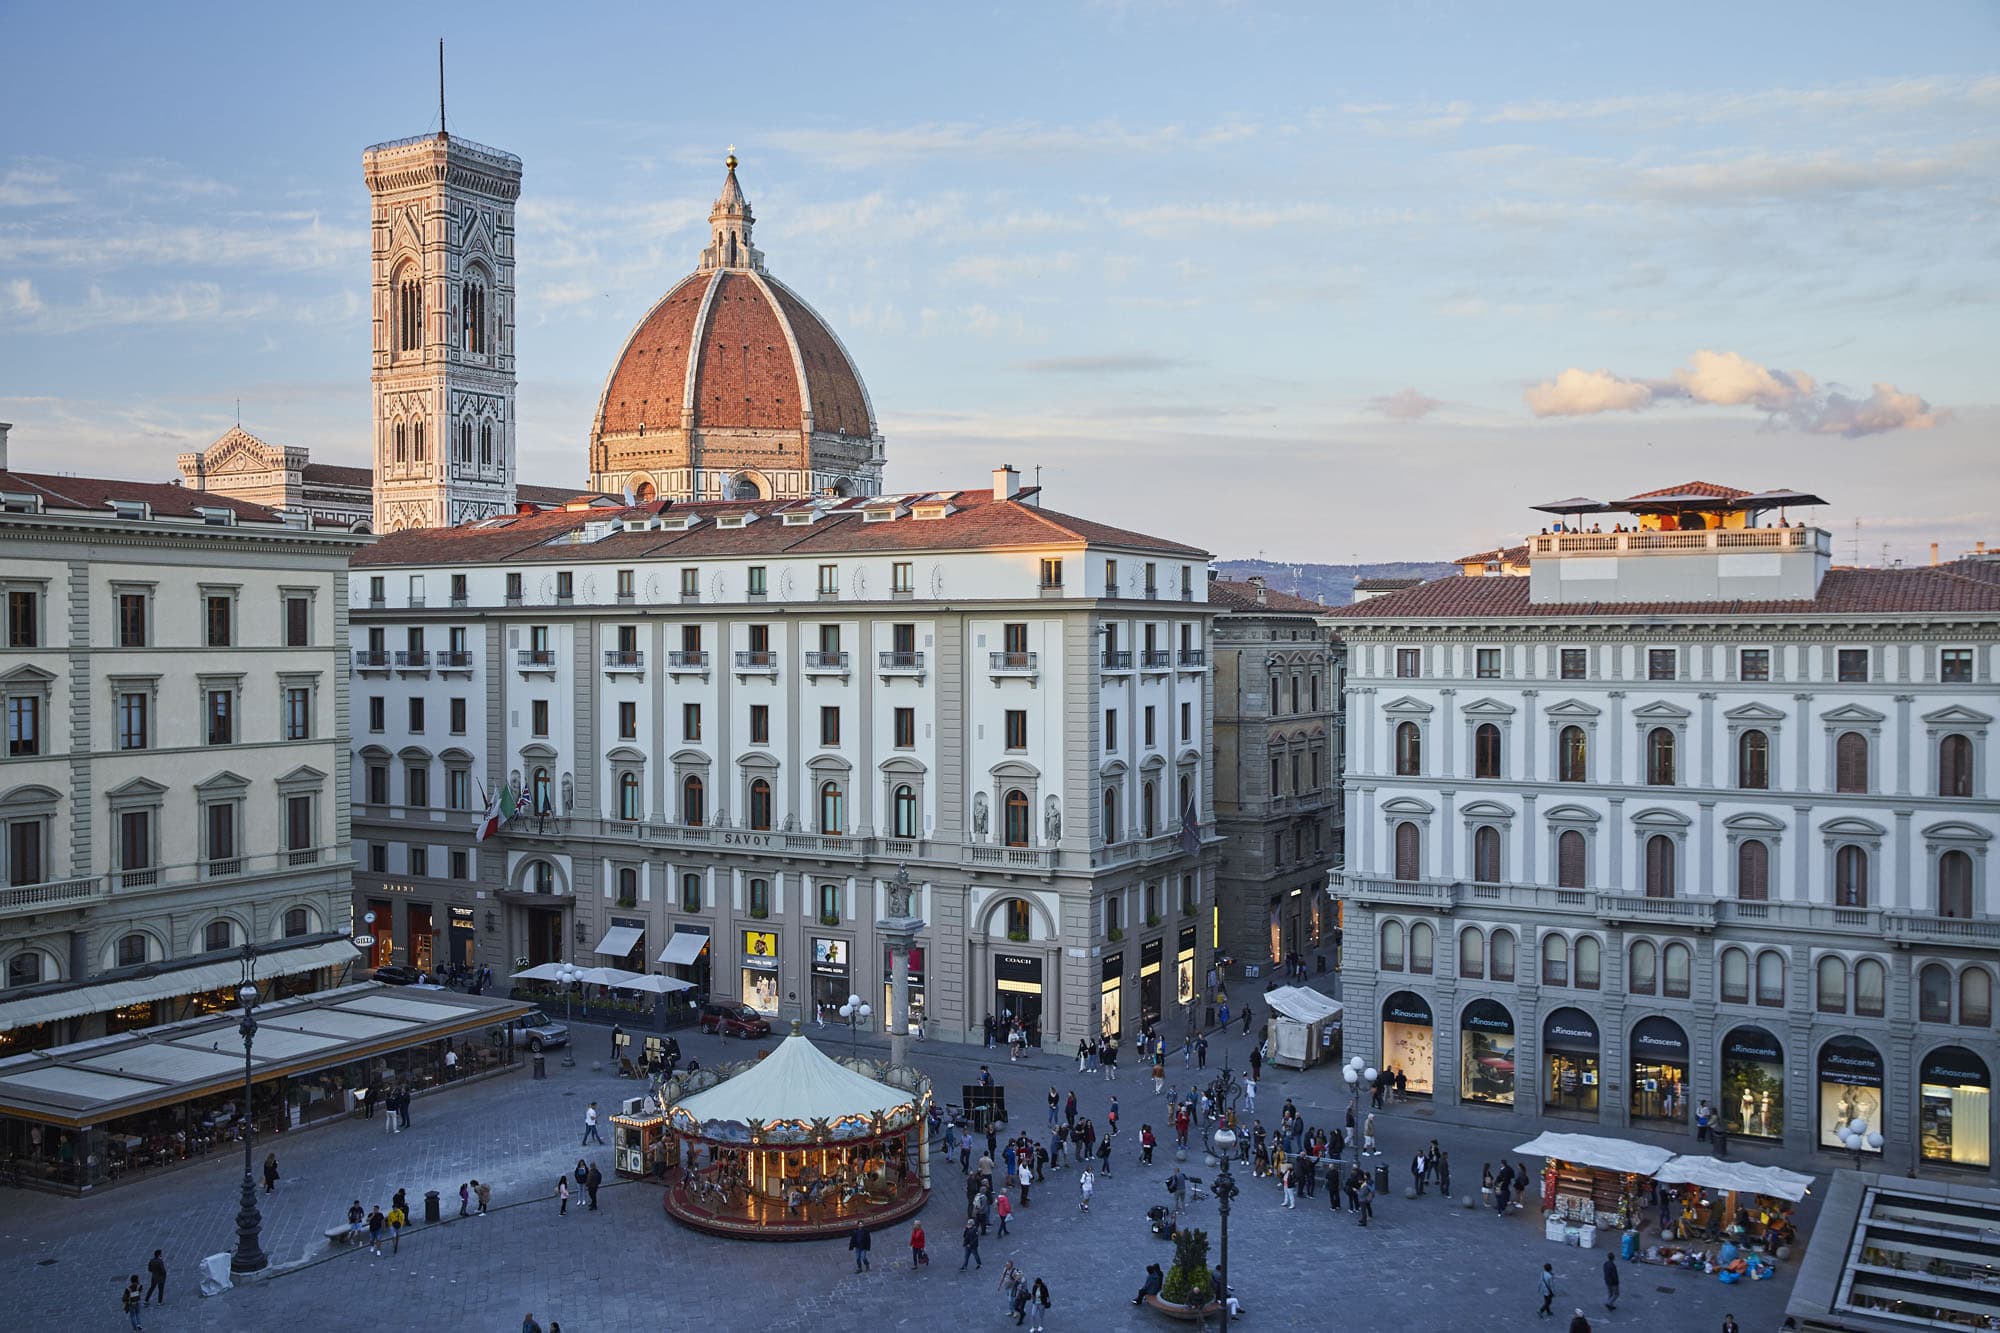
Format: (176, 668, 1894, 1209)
(560, 773, 575, 814)
(972, 792, 989, 837)
(886, 865, 916, 918)
(1045, 796, 1062, 843)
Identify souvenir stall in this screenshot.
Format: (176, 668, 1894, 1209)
(1649, 1155, 1810, 1261)
(1516, 1132, 1675, 1249)
(660, 1023, 932, 1239)
(1263, 986, 1342, 1069)
(611, 1099, 673, 1179)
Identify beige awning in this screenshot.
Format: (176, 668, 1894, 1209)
(658, 931, 709, 966)
(0, 939, 363, 1032)
(593, 926, 644, 958)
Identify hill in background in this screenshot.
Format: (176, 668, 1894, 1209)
(1214, 558, 1458, 608)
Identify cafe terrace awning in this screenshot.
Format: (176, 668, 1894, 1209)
(0, 938, 363, 1032)
(1654, 1155, 1814, 1201)
(611, 974, 694, 995)
(1515, 1132, 1676, 1177)
(511, 963, 570, 982)
(658, 931, 710, 967)
(0, 983, 530, 1128)
(593, 926, 644, 959)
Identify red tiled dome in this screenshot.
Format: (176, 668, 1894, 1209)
(592, 268, 873, 440)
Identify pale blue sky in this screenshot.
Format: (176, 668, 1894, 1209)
(3, 1, 1995, 562)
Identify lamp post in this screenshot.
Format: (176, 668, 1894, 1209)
(1835, 1117, 1884, 1171)
(1203, 1054, 1241, 1316)
(230, 946, 267, 1274)
(555, 961, 579, 1068)
(838, 992, 872, 1056)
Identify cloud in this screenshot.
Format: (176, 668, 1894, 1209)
(760, 119, 1261, 170)
(0, 166, 76, 207)
(1370, 387, 1444, 420)
(1013, 353, 1189, 375)
(1626, 145, 1989, 203)
(0, 280, 286, 333)
(1525, 349, 1950, 437)
(943, 251, 1079, 287)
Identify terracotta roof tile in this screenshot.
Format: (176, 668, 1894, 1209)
(1209, 579, 1327, 614)
(1455, 544, 1530, 566)
(0, 469, 283, 522)
(353, 486, 1207, 568)
(1623, 480, 1751, 502)
(1323, 566, 2000, 621)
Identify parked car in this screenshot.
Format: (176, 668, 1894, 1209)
(699, 1002, 771, 1039)
(504, 1009, 570, 1052)
(372, 965, 423, 986)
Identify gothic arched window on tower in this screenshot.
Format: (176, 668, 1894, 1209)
(479, 421, 493, 468)
(412, 419, 426, 463)
(458, 419, 473, 465)
(397, 271, 422, 352)
(464, 278, 486, 356)
(394, 422, 408, 465)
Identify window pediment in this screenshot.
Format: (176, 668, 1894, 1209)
(879, 755, 927, 775)
(1543, 803, 1599, 825)
(1459, 799, 1515, 820)
(668, 747, 710, 767)
(1381, 695, 1434, 716)
(1544, 699, 1601, 719)
(193, 769, 251, 793)
(1631, 806, 1692, 828)
(106, 776, 167, 801)
(807, 754, 853, 774)
(1460, 697, 1517, 718)
(439, 747, 475, 765)
(397, 745, 433, 763)
(520, 742, 559, 761)
(990, 758, 1041, 781)
(1138, 753, 1167, 773)
(278, 764, 327, 785)
(1, 664, 57, 686)
(1821, 815, 1887, 838)
(736, 750, 780, 771)
(1381, 795, 1435, 816)
(1631, 701, 1692, 722)
(1724, 701, 1787, 723)
(1100, 758, 1129, 779)
(1821, 702, 1886, 726)
(0, 782, 62, 811)
(1922, 704, 1993, 727)
(605, 745, 646, 764)
(1919, 819, 1990, 844)
(1721, 811, 1786, 833)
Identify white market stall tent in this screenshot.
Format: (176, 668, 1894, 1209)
(1515, 1132, 1678, 1176)
(1654, 1155, 1814, 1202)
(1263, 986, 1343, 1069)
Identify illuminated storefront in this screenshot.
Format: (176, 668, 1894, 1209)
(740, 930, 780, 1014)
(1379, 990, 1434, 1096)
(882, 944, 925, 1033)
(1139, 939, 1163, 1031)
(1541, 1007, 1599, 1115)
(1458, 997, 1516, 1107)
(1176, 925, 1198, 1015)
(1919, 1046, 1991, 1170)
(1629, 1016, 1689, 1123)
(811, 937, 851, 1019)
(1099, 953, 1123, 1041)
(1816, 1035, 1884, 1155)
(1721, 1024, 1786, 1141)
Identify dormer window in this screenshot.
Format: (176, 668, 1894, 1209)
(0, 491, 41, 514)
(110, 499, 149, 521)
(195, 506, 236, 527)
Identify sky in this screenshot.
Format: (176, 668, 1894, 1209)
(2, 1, 1995, 564)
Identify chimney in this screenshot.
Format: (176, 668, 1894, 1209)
(992, 464, 1020, 501)
(0, 422, 11, 471)
(1247, 574, 1268, 605)
(1931, 542, 1940, 567)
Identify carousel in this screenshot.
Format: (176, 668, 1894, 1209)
(660, 1023, 932, 1239)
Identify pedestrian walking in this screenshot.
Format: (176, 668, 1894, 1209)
(1140, 1124, 1157, 1165)
(995, 1190, 1012, 1236)
(910, 1221, 928, 1268)
(1281, 1164, 1297, 1209)
(122, 1276, 144, 1331)
(522, 1315, 542, 1333)
(558, 1176, 570, 1215)
(1197, 1035, 1209, 1068)
(262, 1151, 279, 1193)
(1602, 1252, 1620, 1310)
(143, 1249, 167, 1305)
(1696, 1100, 1713, 1142)
(1079, 1166, 1095, 1211)
(1244, 1075, 1257, 1112)
(1357, 1175, 1374, 1226)
(582, 1101, 603, 1145)
(1537, 1263, 1557, 1318)
(959, 1217, 982, 1270)
(849, 1223, 873, 1272)
(1026, 1277, 1051, 1332)
(474, 1179, 491, 1214)
(1363, 1112, 1377, 1156)
(1048, 1086, 1059, 1128)
(1412, 1149, 1427, 1195)
(387, 1201, 406, 1253)
(367, 1204, 386, 1256)
(1721, 1317, 1741, 1333)
(1344, 1165, 1361, 1214)
(586, 1160, 602, 1210)
(1242, 1003, 1254, 1035)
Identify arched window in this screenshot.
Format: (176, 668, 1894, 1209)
(457, 418, 472, 464)
(1939, 733, 1973, 797)
(818, 882, 842, 923)
(1102, 788, 1120, 843)
(117, 933, 148, 967)
(1855, 957, 1886, 1016)
(1628, 940, 1657, 994)
(1719, 947, 1749, 1003)
(617, 867, 638, 904)
(1474, 723, 1502, 779)
(531, 860, 555, 893)
(412, 419, 426, 463)
(749, 779, 772, 831)
(893, 785, 918, 839)
(681, 774, 705, 827)
(204, 920, 234, 952)
(1395, 721, 1422, 776)
(1835, 845, 1869, 907)
(1409, 920, 1435, 973)
(1575, 934, 1602, 989)
(397, 269, 422, 351)
(1816, 956, 1848, 1013)
(1736, 839, 1769, 900)
(1459, 927, 1484, 979)
(1962, 968, 1993, 1027)
(1541, 933, 1568, 986)
(748, 877, 770, 917)
(7, 951, 43, 987)
(1472, 825, 1501, 884)
(1938, 850, 1974, 917)
(1393, 821, 1421, 881)
(1755, 950, 1786, 1007)
(1556, 829, 1586, 888)
(1919, 963, 1952, 1023)
(680, 872, 702, 913)
(1004, 789, 1030, 847)
(1644, 834, 1676, 898)
(1490, 929, 1517, 982)
(1178, 774, 1193, 821)
(1141, 781, 1157, 838)
(531, 767, 552, 814)
(1835, 731, 1869, 793)
(1646, 728, 1676, 785)
(479, 421, 493, 468)
(283, 907, 310, 938)
(818, 781, 844, 835)
(617, 772, 641, 821)
(1558, 726, 1587, 783)
(1663, 941, 1692, 998)
(1379, 920, 1405, 971)
(463, 277, 486, 355)
(1737, 729, 1769, 789)
(1004, 898, 1031, 939)
(394, 421, 408, 465)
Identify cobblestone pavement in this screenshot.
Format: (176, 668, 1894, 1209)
(0, 1002, 1808, 1332)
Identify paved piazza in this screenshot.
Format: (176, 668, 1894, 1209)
(1, 1006, 1808, 1332)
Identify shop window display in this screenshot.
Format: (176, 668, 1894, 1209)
(1816, 1036, 1883, 1154)
(1542, 1007, 1599, 1114)
(1919, 1046, 1991, 1169)
(741, 930, 780, 1014)
(1378, 990, 1434, 1096)
(1458, 997, 1515, 1106)
(1721, 1025, 1785, 1140)
(1629, 1015, 1690, 1123)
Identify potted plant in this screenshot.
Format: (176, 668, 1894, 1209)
(1153, 1227, 1221, 1318)
(1007, 928, 1030, 943)
(819, 911, 841, 927)
(1146, 912, 1162, 928)
(1108, 926, 1124, 943)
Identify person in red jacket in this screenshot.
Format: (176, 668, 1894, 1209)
(1140, 1124, 1157, 1165)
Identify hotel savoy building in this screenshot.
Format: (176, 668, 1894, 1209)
(1327, 482, 1999, 1178)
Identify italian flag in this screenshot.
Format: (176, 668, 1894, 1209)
(475, 783, 515, 843)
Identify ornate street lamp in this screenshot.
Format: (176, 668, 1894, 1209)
(838, 992, 872, 1056)
(230, 946, 267, 1274)
(1209, 1121, 1239, 1318)
(1835, 1116, 1884, 1170)
(555, 961, 580, 1068)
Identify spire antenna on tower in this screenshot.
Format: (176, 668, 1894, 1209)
(438, 38, 447, 138)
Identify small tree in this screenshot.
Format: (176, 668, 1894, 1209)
(1159, 1226, 1212, 1305)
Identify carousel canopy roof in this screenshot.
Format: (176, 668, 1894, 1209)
(672, 1032, 912, 1134)
(1655, 1155, 1813, 1201)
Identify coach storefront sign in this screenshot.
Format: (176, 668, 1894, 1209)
(1380, 990, 1434, 1097)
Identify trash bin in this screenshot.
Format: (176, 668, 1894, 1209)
(533, 1054, 546, 1080)
(424, 1190, 441, 1224)
(1373, 1164, 1390, 1194)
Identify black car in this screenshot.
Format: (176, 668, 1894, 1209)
(373, 965, 424, 986)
